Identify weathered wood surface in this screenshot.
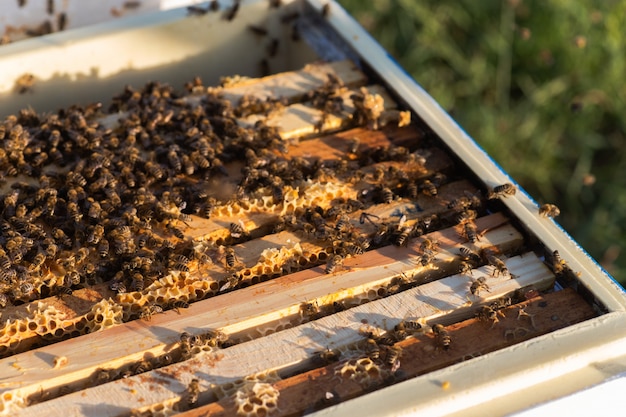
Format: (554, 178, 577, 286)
(98, 59, 369, 130)
(0, 213, 516, 405)
(180, 288, 596, 417)
(16, 251, 554, 416)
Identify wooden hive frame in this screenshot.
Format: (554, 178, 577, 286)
(0, 1, 624, 417)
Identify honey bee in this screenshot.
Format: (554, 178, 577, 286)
(140, 303, 163, 321)
(56, 285, 73, 298)
(539, 203, 560, 218)
(432, 324, 451, 350)
(316, 347, 341, 365)
(248, 24, 268, 37)
(459, 246, 481, 265)
(476, 305, 499, 325)
(186, 378, 200, 408)
(266, 38, 279, 57)
(179, 331, 199, 360)
(300, 300, 321, 320)
(130, 273, 145, 292)
(15, 73, 36, 94)
(482, 247, 509, 277)
(488, 183, 516, 199)
(321, 2, 330, 17)
(98, 239, 110, 258)
(365, 338, 381, 361)
(325, 254, 344, 274)
(393, 225, 413, 247)
(0, 293, 9, 308)
(393, 318, 423, 341)
(223, 246, 238, 270)
(223, 0, 240, 21)
(229, 221, 247, 239)
(58, 12, 67, 30)
(132, 360, 152, 375)
(420, 179, 438, 196)
(87, 224, 105, 245)
(220, 273, 240, 292)
(171, 300, 190, 313)
(187, 5, 209, 15)
(448, 192, 482, 211)
(200, 329, 230, 348)
(93, 368, 116, 384)
(383, 345, 401, 372)
(550, 250, 567, 275)
(75, 247, 90, 264)
(469, 276, 490, 296)
(463, 221, 479, 243)
(379, 186, 394, 204)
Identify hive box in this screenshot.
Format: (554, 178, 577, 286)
(0, 1, 624, 416)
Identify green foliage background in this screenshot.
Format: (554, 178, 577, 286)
(337, 0, 626, 284)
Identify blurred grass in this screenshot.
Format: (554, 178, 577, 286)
(338, 0, 626, 284)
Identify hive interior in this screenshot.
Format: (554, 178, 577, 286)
(0, 2, 605, 417)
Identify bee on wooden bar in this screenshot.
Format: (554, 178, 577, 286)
(488, 183, 516, 199)
(132, 360, 152, 375)
(187, 5, 209, 15)
(223, 0, 240, 21)
(140, 303, 163, 321)
(420, 179, 438, 196)
(448, 192, 482, 211)
(93, 368, 116, 384)
(180, 332, 198, 360)
(223, 247, 238, 270)
(316, 347, 341, 365)
(229, 221, 247, 239)
(210, 0, 219, 11)
(539, 203, 560, 218)
(482, 247, 509, 277)
(476, 305, 499, 325)
(469, 276, 490, 296)
(550, 250, 567, 275)
(171, 300, 190, 313)
(47, 0, 54, 15)
(220, 273, 240, 292)
(394, 319, 423, 340)
(383, 345, 401, 372)
(266, 38, 279, 57)
(365, 338, 381, 361)
(281, 11, 299, 24)
(463, 221, 479, 244)
(248, 24, 268, 37)
(201, 329, 230, 348)
(56, 284, 73, 298)
(300, 300, 321, 320)
(325, 254, 344, 274)
(321, 3, 330, 17)
(15, 73, 35, 94)
(186, 378, 200, 408)
(432, 324, 451, 351)
(459, 246, 481, 266)
(455, 209, 477, 224)
(57, 12, 67, 31)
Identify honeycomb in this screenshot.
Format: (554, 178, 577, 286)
(129, 399, 178, 417)
(337, 357, 387, 388)
(213, 371, 281, 417)
(0, 391, 26, 416)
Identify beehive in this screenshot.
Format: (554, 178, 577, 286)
(0, 1, 624, 417)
